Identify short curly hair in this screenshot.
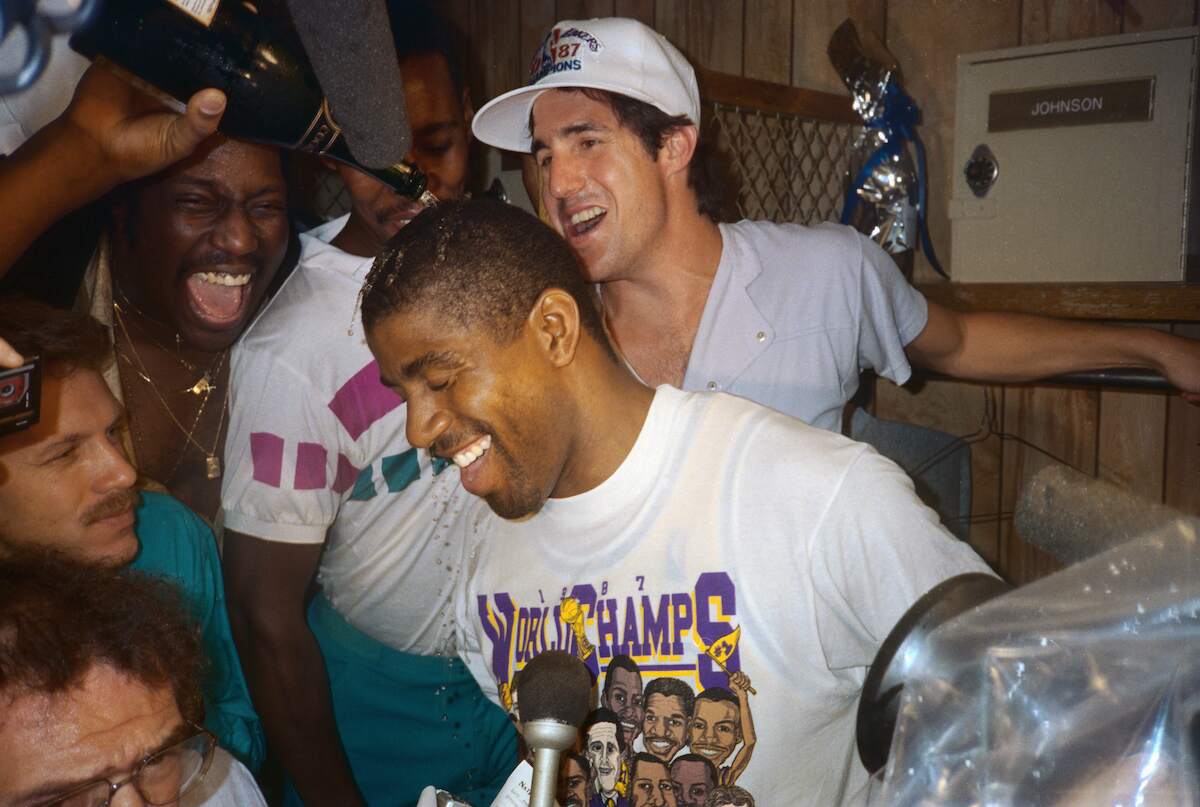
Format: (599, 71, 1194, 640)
(0, 553, 205, 724)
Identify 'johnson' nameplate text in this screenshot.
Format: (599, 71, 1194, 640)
(988, 78, 1154, 132)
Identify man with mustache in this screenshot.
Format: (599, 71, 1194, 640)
(220, 4, 515, 805)
(688, 677, 755, 786)
(0, 61, 289, 524)
(0, 300, 263, 774)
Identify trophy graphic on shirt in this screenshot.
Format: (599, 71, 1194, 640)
(697, 625, 756, 694)
(560, 596, 595, 660)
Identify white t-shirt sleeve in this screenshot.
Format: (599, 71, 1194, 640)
(804, 444, 992, 671)
(221, 344, 342, 544)
(853, 233, 929, 387)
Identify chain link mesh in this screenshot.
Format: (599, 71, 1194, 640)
(704, 101, 860, 225)
(311, 168, 352, 221)
(302, 102, 860, 225)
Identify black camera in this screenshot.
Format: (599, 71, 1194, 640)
(0, 355, 41, 436)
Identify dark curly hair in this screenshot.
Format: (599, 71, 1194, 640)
(0, 296, 111, 378)
(0, 553, 205, 724)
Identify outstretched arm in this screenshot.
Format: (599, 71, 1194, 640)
(223, 530, 367, 807)
(906, 300, 1200, 403)
(0, 62, 225, 273)
(723, 671, 756, 785)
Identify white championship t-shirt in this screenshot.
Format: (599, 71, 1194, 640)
(223, 216, 470, 654)
(456, 386, 990, 806)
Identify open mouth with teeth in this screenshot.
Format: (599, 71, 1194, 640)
(567, 205, 605, 238)
(451, 434, 492, 494)
(645, 738, 675, 757)
(692, 745, 724, 760)
(185, 271, 254, 328)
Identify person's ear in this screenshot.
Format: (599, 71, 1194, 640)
(528, 289, 581, 367)
(659, 124, 698, 181)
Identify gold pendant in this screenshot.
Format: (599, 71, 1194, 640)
(206, 455, 222, 479)
(186, 375, 214, 396)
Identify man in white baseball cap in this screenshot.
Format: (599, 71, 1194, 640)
(472, 17, 1200, 437)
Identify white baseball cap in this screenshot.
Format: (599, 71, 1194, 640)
(471, 17, 700, 153)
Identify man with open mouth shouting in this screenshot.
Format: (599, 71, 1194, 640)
(0, 60, 288, 526)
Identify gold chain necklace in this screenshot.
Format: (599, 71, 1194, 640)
(114, 304, 228, 480)
(113, 293, 222, 396)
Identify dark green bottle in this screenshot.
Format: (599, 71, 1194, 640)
(70, 0, 435, 205)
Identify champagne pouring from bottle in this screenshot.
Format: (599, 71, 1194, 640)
(69, 0, 438, 208)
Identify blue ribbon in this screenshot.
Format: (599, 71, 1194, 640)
(840, 82, 948, 279)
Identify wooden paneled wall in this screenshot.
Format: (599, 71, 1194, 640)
(440, 0, 1200, 584)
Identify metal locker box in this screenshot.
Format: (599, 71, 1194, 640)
(949, 28, 1199, 283)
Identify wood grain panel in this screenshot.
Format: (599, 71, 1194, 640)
(475, 0, 524, 101)
(1021, 0, 1120, 44)
(1098, 388, 1168, 500)
(521, 0, 557, 81)
(744, 0, 793, 83)
(557, 0, 616, 19)
(1165, 323, 1200, 516)
(1123, 0, 1197, 32)
(614, 0, 655, 26)
(918, 282, 1200, 321)
(873, 378, 1005, 567)
(886, 0, 1020, 284)
(655, 0, 745, 74)
(1001, 385, 1099, 584)
(791, 0, 883, 94)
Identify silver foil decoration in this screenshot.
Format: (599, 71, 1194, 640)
(828, 19, 918, 256)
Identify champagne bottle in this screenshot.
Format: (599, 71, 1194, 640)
(69, 0, 436, 205)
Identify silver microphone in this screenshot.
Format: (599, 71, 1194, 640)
(517, 651, 593, 807)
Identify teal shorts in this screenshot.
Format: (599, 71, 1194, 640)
(283, 595, 517, 807)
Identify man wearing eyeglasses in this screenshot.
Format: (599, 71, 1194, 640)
(0, 557, 265, 807)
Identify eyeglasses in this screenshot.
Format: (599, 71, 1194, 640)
(33, 727, 217, 807)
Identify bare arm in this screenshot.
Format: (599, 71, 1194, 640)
(0, 63, 225, 273)
(723, 671, 756, 786)
(906, 300, 1200, 403)
(222, 530, 367, 807)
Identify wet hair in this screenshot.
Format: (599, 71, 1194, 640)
(644, 676, 695, 717)
(0, 553, 205, 725)
(0, 296, 111, 378)
(603, 654, 642, 698)
(704, 785, 755, 807)
(694, 686, 738, 707)
(671, 753, 718, 786)
(387, 0, 466, 94)
(583, 706, 627, 754)
(532, 88, 735, 222)
(360, 198, 612, 354)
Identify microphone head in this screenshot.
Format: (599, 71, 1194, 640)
(517, 650, 593, 728)
(285, 0, 411, 168)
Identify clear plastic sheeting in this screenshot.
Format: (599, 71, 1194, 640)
(876, 519, 1200, 806)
